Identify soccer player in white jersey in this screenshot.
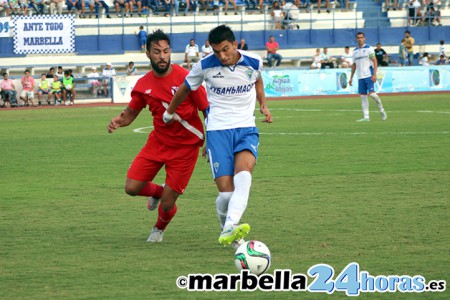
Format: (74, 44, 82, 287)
(163, 25, 272, 248)
(349, 32, 387, 122)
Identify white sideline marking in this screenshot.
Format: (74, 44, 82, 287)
(260, 132, 449, 135)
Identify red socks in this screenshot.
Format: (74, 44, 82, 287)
(155, 204, 177, 231)
(138, 182, 163, 198)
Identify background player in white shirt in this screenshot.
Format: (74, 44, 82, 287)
(164, 25, 272, 248)
(349, 32, 387, 122)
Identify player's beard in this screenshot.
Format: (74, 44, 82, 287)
(151, 58, 171, 75)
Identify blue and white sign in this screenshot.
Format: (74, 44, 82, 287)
(261, 66, 450, 97)
(0, 17, 11, 38)
(13, 15, 75, 54)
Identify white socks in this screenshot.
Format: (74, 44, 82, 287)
(216, 192, 233, 229)
(362, 93, 385, 119)
(224, 171, 252, 229)
(369, 93, 385, 113)
(361, 95, 369, 119)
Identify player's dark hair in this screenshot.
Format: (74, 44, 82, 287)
(405, 30, 410, 34)
(64, 70, 70, 75)
(208, 25, 235, 45)
(356, 32, 364, 37)
(3, 73, 8, 76)
(146, 29, 170, 51)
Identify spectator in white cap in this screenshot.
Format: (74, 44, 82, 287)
(87, 66, 101, 97)
(102, 63, 116, 96)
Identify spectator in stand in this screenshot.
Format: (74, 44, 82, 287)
(310, 48, 322, 69)
(102, 62, 116, 96)
(46, 67, 55, 79)
(385, 0, 399, 11)
(0, 73, 18, 107)
(87, 67, 101, 97)
(62, 70, 75, 106)
(114, 0, 130, 17)
(281, 0, 300, 29)
(200, 0, 210, 12)
(185, 39, 199, 69)
(37, 73, 52, 106)
(0, 0, 11, 16)
(223, 0, 238, 15)
(422, 0, 442, 26)
(49, 0, 63, 14)
(20, 70, 37, 107)
(338, 0, 348, 11)
(374, 43, 389, 66)
(270, 1, 284, 30)
(94, 0, 112, 18)
(30, 0, 45, 14)
(136, 26, 147, 52)
(51, 75, 62, 105)
(439, 40, 445, 57)
(435, 54, 447, 65)
(266, 35, 283, 67)
(212, 0, 220, 15)
(56, 66, 64, 78)
(320, 47, 334, 68)
(8, 0, 22, 15)
(419, 52, 430, 66)
(162, 0, 173, 16)
(317, 0, 330, 13)
(398, 39, 406, 67)
(407, 0, 422, 26)
(81, 0, 96, 17)
(127, 61, 138, 76)
(149, 0, 160, 15)
(404, 30, 414, 66)
(173, 0, 185, 16)
(129, 0, 143, 17)
(67, 0, 83, 17)
(340, 46, 353, 68)
(201, 40, 213, 58)
(244, 0, 256, 10)
(237, 38, 248, 50)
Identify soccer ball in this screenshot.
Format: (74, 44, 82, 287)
(65, 84, 72, 90)
(234, 240, 271, 275)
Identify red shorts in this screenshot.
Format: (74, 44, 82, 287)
(127, 136, 200, 194)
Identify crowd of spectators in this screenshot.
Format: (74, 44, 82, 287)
(1, 35, 448, 108)
(0, 0, 357, 18)
(0, 63, 119, 107)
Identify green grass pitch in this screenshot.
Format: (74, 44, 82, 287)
(0, 94, 449, 299)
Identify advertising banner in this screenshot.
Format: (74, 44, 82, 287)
(0, 17, 11, 38)
(13, 15, 75, 54)
(261, 66, 450, 97)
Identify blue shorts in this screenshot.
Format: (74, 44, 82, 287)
(206, 127, 259, 179)
(358, 77, 375, 95)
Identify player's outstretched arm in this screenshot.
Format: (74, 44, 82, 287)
(255, 77, 272, 123)
(107, 106, 141, 133)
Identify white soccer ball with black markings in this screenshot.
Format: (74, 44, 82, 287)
(234, 240, 271, 275)
(65, 84, 72, 90)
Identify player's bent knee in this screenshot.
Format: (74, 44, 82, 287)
(124, 185, 140, 196)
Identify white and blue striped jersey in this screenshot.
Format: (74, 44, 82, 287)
(184, 50, 263, 131)
(353, 44, 375, 80)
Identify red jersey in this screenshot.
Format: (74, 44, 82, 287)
(129, 64, 209, 147)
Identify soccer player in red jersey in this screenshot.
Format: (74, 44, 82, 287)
(107, 29, 208, 243)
